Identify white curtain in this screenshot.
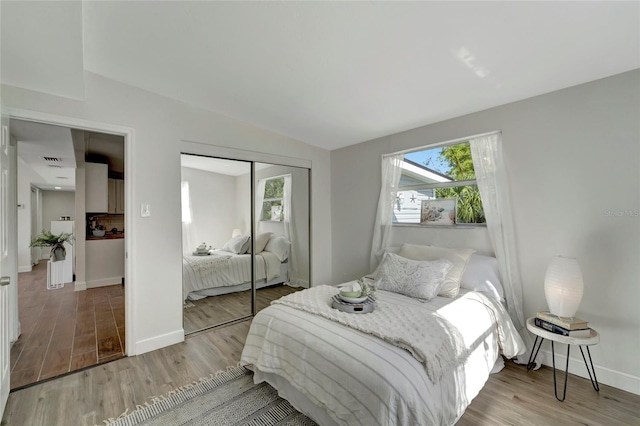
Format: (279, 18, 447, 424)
(282, 175, 299, 285)
(469, 133, 533, 364)
(255, 178, 266, 234)
(181, 181, 196, 253)
(369, 154, 404, 271)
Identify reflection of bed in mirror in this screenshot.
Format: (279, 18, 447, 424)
(182, 234, 291, 301)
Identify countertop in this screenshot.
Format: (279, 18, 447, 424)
(87, 233, 125, 241)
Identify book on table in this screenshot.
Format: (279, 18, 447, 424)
(534, 317, 591, 338)
(536, 311, 588, 330)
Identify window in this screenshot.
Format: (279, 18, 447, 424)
(260, 176, 285, 221)
(394, 141, 486, 225)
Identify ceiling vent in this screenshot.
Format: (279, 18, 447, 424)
(47, 164, 62, 168)
(43, 156, 62, 162)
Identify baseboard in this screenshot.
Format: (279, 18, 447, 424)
(86, 277, 123, 288)
(539, 349, 640, 395)
(74, 281, 87, 291)
(134, 329, 184, 356)
(18, 265, 32, 273)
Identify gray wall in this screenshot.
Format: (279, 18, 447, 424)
(331, 70, 640, 393)
(42, 190, 76, 232)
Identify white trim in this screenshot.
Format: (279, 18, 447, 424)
(86, 278, 122, 288)
(383, 130, 501, 158)
(17, 265, 32, 273)
(74, 281, 87, 291)
(134, 329, 184, 356)
(181, 140, 312, 169)
(4, 107, 136, 356)
(538, 349, 640, 396)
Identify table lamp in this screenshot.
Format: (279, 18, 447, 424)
(544, 255, 584, 319)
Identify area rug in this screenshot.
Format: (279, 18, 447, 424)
(101, 365, 317, 426)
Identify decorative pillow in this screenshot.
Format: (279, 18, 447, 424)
(247, 232, 273, 254)
(374, 252, 453, 301)
(222, 235, 251, 254)
(460, 254, 505, 302)
(264, 235, 290, 261)
(398, 244, 475, 298)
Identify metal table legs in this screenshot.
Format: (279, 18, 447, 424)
(526, 336, 600, 402)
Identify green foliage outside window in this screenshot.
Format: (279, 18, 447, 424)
(261, 177, 285, 221)
(431, 142, 485, 224)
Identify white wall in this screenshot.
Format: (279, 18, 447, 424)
(41, 190, 75, 232)
(331, 70, 640, 394)
(181, 167, 238, 250)
(2, 71, 333, 355)
(16, 157, 43, 272)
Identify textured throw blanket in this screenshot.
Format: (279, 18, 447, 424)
(272, 285, 469, 383)
(184, 252, 232, 274)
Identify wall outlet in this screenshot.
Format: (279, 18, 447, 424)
(140, 203, 151, 217)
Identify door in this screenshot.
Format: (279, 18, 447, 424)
(1, 114, 15, 418)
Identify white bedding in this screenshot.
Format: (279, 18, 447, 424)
(182, 250, 282, 300)
(241, 288, 525, 426)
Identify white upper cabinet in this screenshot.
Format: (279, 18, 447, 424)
(86, 162, 108, 213)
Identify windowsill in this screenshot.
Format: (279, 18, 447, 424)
(392, 223, 487, 229)
(259, 220, 285, 224)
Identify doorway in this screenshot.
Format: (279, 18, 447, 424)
(8, 119, 128, 389)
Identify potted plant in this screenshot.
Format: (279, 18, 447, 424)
(30, 230, 74, 262)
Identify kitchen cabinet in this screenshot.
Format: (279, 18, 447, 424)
(108, 179, 125, 214)
(86, 238, 124, 287)
(86, 162, 108, 213)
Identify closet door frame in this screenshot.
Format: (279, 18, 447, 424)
(180, 141, 311, 323)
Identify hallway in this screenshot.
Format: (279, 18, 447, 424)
(9, 262, 125, 389)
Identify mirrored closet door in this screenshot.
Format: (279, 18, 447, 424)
(181, 154, 310, 335)
(253, 163, 310, 312)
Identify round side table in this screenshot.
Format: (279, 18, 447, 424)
(526, 317, 600, 401)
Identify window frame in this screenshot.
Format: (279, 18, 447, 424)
(260, 175, 286, 222)
(392, 140, 486, 227)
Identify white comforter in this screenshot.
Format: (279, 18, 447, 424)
(182, 250, 281, 300)
(241, 287, 524, 426)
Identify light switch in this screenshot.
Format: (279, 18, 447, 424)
(140, 203, 151, 217)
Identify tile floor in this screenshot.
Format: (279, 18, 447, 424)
(9, 262, 125, 389)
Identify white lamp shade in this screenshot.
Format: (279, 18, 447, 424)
(231, 228, 242, 238)
(544, 256, 584, 318)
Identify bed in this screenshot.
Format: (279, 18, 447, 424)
(241, 245, 525, 426)
(183, 234, 291, 301)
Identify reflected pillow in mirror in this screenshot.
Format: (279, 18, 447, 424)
(264, 235, 290, 261)
(247, 232, 273, 254)
(222, 235, 251, 254)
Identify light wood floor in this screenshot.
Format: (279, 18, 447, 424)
(3, 318, 639, 426)
(183, 284, 300, 334)
(10, 262, 125, 389)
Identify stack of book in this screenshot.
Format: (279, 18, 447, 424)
(535, 311, 591, 337)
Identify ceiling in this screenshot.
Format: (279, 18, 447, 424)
(181, 154, 270, 177)
(2, 2, 639, 151)
(11, 120, 125, 191)
(11, 119, 76, 191)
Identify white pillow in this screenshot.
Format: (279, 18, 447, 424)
(222, 235, 251, 254)
(460, 254, 505, 302)
(247, 232, 273, 254)
(374, 253, 452, 301)
(264, 235, 290, 261)
(398, 244, 475, 298)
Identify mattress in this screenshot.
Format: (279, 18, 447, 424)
(241, 288, 524, 426)
(182, 250, 281, 300)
